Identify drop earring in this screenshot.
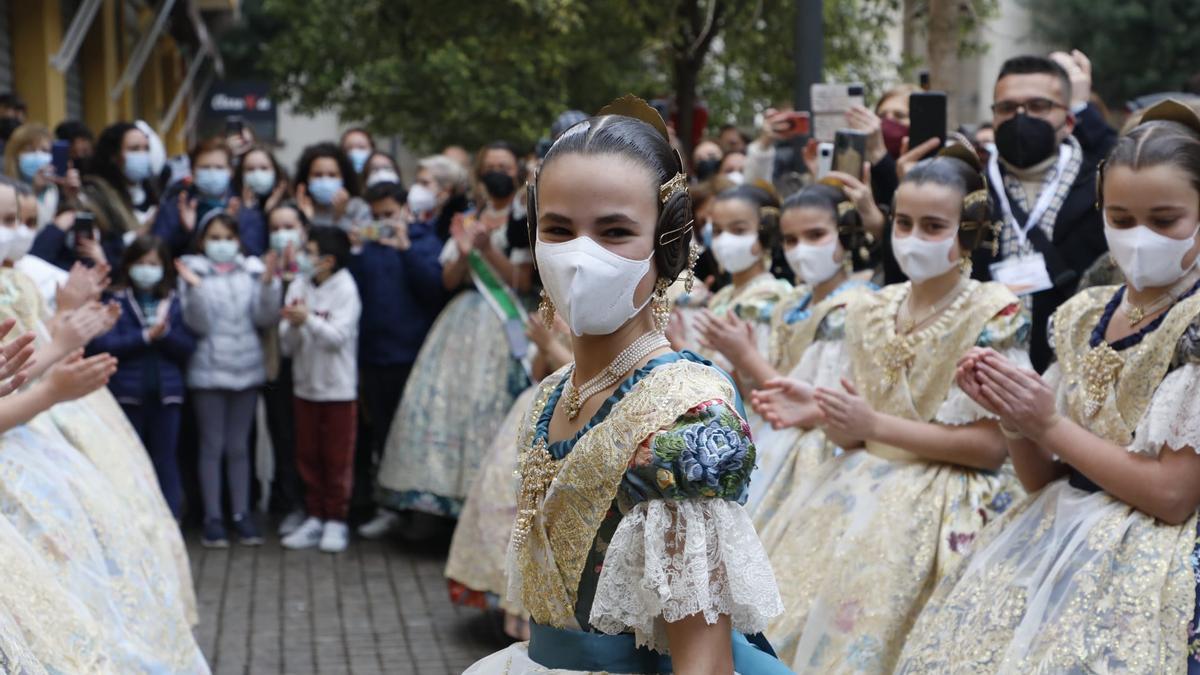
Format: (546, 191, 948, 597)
(652, 278, 671, 333)
(538, 290, 556, 330)
(685, 242, 701, 294)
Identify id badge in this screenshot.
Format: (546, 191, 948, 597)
(989, 253, 1053, 296)
(503, 318, 529, 361)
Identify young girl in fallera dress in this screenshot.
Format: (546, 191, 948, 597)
(751, 144, 1028, 673)
(465, 97, 788, 674)
(704, 183, 876, 522)
(895, 100, 1200, 675)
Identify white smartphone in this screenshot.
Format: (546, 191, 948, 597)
(811, 82, 866, 143)
(817, 142, 834, 178)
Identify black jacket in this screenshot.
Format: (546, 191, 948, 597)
(971, 103, 1117, 372)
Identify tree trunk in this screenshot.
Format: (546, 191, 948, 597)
(671, 0, 725, 163)
(675, 56, 699, 163)
(901, 0, 921, 64)
(926, 0, 960, 127)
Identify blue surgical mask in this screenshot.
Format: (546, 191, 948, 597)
(123, 150, 153, 182)
(296, 252, 315, 278)
(204, 239, 240, 264)
(18, 151, 51, 180)
(348, 148, 371, 174)
(194, 168, 231, 197)
(270, 228, 303, 253)
(244, 168, 276, 196)
(129, 263, 164, 290)
(308, 177, 343, 206)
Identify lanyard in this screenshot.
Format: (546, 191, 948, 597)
(987, 143, 1072, 248)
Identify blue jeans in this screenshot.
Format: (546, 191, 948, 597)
(121, 400, 184, 519)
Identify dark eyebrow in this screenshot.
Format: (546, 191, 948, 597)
(918, 215, 952, 225)
(540, 212, 572, 225)
(596, 213, 637, 226)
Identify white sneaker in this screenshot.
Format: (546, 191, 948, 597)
(319, 521, 350, 553)
(278, 510, 307, 537)
(357, 509, 400, 539)
(281, 517, 323, 550)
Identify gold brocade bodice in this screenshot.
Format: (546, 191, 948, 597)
(1053, 286, 1200, 448)
(511, 359, 737, 628)
(0, 268, 44, 333)
(845, 280, 1018, 422)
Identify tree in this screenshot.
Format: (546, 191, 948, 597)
(255, 0, 659, 152)
(1023, 0, 1200, 107)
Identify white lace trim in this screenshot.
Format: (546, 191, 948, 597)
(788, 338, 848, 391)
(587, 498, 783, 654)
(934, 347, 1032, 426)
(1130, 363, 1200, 455)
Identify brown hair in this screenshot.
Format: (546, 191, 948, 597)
(189, 136, 231, 171)
(3, 123, 51, 178)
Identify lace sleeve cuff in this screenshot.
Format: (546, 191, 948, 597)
(934, 347, 1033, 426)
(588, 498, 783, 654)
(1129, 363, 1200, 455)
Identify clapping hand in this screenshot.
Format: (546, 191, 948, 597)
(957, 348, 1059, 440)
(56, 261, 110, 312)
(281, 298, 308, 326)
(694, 310, 756, 360)
(752, 377, 823, 430)
(175, 259, 202, 287)
(816, 378, 877, 439)
(42, 350, 117, 404)
(0, 318, 36, 397)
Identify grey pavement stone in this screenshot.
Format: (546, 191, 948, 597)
(188, 524, 505, 674)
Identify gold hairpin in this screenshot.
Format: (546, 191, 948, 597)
(760, 206, 781, 218)
(964, 189, 990, 211)
(836, 201, 854, 218)
(660, 172, 688, 204)
(659, 218, 695, 246)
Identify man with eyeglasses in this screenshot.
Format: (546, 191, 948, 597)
(972, 52, 1117, 372)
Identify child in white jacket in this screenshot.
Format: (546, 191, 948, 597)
(278, 226, 362, 553)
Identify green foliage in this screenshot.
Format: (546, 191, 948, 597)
(703, 0, 903, 128)
(1023, 0, 1200, 106)
(255, 0, 659, 153)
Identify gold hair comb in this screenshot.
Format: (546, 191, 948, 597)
(660, 172, 688, 204)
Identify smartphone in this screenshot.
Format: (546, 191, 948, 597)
(919, 70, 931, 91)
(816, 142, 834, 178)
(51, 140, 70, 176)
(832, 129, 868, 177)
(908, 92, 948, 159)
(360, 220, 397, 241)
(72, 211, 96, 240)
(772, 111, 811, 139)
(811, 82, 866, 143)
(224, 116, 244, 135)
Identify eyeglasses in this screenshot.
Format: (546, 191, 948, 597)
(991, 98, 1068, 117)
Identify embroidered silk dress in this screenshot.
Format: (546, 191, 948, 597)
(0, 268, 207, 672)
(377, 212, 531, 517)
(464, 352, 788, 674)
(761, 280, 1028, 673)
(746, 279, 873, 520)
(896, 283, 1200, 674)
(445, 384, 539, 612)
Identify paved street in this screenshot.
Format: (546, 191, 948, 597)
(186, 525, 503, 675)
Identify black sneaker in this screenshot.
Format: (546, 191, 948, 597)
(201, 518, 229, 548)
(231, 513, 263, 546)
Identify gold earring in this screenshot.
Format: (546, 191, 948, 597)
(652, 278, 671, 333)
(685, 242, 701, 294)
(958, 256, 973, 275)
(538, 290, 555, 329)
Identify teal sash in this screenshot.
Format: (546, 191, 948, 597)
(527, 623, 793, 674)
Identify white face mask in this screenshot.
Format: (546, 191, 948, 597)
(1104, 216, 1200, 291)
(724, 171, 745, 185)
(407, 184, 437, 215)
(535, 235, 654, 336)
(0, 227, 15, 263)
(366, 169, 401, 187)
(892, 231, 959, 283)
(711, 231, 760, 274)
(786, 239, 842, 285)
(8, 225, 34, 262)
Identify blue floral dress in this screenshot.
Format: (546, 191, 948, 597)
(465, 352, 787, 673)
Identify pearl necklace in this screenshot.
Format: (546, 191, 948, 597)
(1120, 266, 1200, 327)
(562, 331, 671, 420)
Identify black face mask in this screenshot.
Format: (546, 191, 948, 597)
(995, 113, 1059, 169)
(694, 158, 721, 181)
(481, 171, 516, 199)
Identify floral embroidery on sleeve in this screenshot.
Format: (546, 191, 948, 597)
(635, 400, 756, 502)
